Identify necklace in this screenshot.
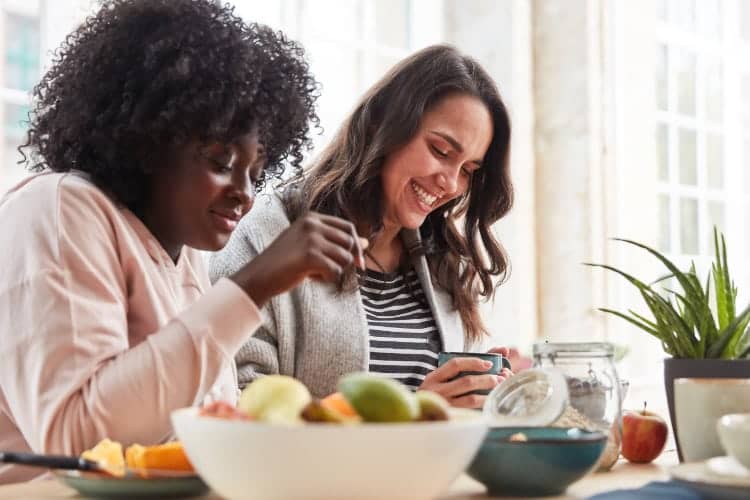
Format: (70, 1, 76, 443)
(364, 249, 390, 274)
(363, 249, 395, 296)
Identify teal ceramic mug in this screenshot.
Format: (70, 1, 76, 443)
(437, 352, 512, 396)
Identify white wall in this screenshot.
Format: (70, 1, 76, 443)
(444, 0, 537, 353)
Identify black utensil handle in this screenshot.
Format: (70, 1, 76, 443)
(0, 451, 99, 471)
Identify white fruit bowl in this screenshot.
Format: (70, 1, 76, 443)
(171, 407, 487, 500)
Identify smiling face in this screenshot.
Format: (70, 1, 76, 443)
(380, 93, 493, 232)
(142, 129, 265, 259)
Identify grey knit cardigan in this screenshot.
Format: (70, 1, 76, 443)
(209, 193, 469, 397)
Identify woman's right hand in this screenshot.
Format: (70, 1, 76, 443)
(419, 357, 507, 409)
(230, 212, 367, 308)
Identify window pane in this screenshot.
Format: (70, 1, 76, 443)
(3, 102, 30, 139)
(742, 75, 750, 129)
(300, 0, 361, 42)
(363, 52, 401, 88)
(673, 0, 696, 31)
(679, 128, 697, 185)
(675, 49, 696, 116)
(680, 197, 699, 254)
(705, 60, 723, 122)
(700, 0, 722, 38)
(659, 194, 671, 252)
(1, 102, 29, 193)
(656, 45, 668, 111)
(741, 0, 750, 41)
(707, 201, 725, 249)
(1, 137, 26, 193)
(706, 133, 724, 188)
(375, 0, 409, 49)
(656, 0, 667, 21)
(657, 124, 669, 181)
(305, 41, 360, 146)
(4, 12, 40, 91)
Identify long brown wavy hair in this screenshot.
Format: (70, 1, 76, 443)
(286, 44, 513, 344)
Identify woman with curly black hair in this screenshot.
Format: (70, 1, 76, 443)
(0, 0, 365, 484)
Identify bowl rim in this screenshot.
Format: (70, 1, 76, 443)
(483, 426, 608, 445)
(171, 406, 488, 429)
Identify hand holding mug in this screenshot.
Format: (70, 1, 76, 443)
(419, 350, 512, 409)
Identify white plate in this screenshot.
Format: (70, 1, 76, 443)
(706, 456, 750, 480)
(670, 459, 750, 500)
(55, 470, 209, 499)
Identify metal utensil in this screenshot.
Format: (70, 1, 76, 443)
(0, 450, 195, 478)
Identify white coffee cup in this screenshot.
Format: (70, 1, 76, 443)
(674, 378, 750, 462)
(717, 413, 750, 470)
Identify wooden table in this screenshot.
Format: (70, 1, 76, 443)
(0, 451, 676, 499)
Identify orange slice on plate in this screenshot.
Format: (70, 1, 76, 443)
(80, 438, 126, 477)
(126, 442, 194, 475)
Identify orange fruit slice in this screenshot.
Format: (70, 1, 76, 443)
(125, 441, 194, 474)
(81, 438, 125, 477)
(320, 392, 360, 418)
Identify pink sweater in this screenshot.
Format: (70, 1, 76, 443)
(0, 173, 261, 483)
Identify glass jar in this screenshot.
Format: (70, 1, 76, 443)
(533, 342, 623, 470)
(483, 342, 623, 470)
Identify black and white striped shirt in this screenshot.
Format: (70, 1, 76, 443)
(361, 268, 442, 390)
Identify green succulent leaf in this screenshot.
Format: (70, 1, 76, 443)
(712, 228, 736, 332)
(738, 341, 750, 359)
(628, 309, 658, 330)
(588, 229, 750, 360)
(598, 308, 660, 338)
(707, 303, 750, 358)
(650, 273, 675, 286)
(612, 238, 708, 308)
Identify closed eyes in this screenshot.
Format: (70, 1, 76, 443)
(430, 144, 448, 158)
(202, 151, 235, 174)
(201, 147, 265, 182)
(430, 144, 474, 177)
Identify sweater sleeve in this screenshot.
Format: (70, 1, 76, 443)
(209, 195, 288, 388)
(0, 177, 262, 455)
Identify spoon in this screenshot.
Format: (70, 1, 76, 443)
(0, 451, 194, 478)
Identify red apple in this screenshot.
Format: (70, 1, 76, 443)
(621, 402, 668, 463)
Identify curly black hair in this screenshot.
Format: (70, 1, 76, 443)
(21, 0, 319, 210)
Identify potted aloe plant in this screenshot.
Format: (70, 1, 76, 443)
(587, 229, 750, 461)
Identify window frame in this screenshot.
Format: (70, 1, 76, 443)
(0, 0, 42, 191)
(653, 0, 750, 299)
(232, 0, 443, 152)
(610, 0, 750, 387)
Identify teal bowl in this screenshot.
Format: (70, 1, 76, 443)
(467, 427, 607, 497)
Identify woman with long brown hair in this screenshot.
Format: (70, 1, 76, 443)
(211, 44, 514, 408)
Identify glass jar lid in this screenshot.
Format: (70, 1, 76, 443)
(533, 341, 615, 358)
(483, 368, 569, 426)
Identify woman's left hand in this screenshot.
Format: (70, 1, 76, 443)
(418, 347, 515, 409)
(487, 346, 514, 383)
